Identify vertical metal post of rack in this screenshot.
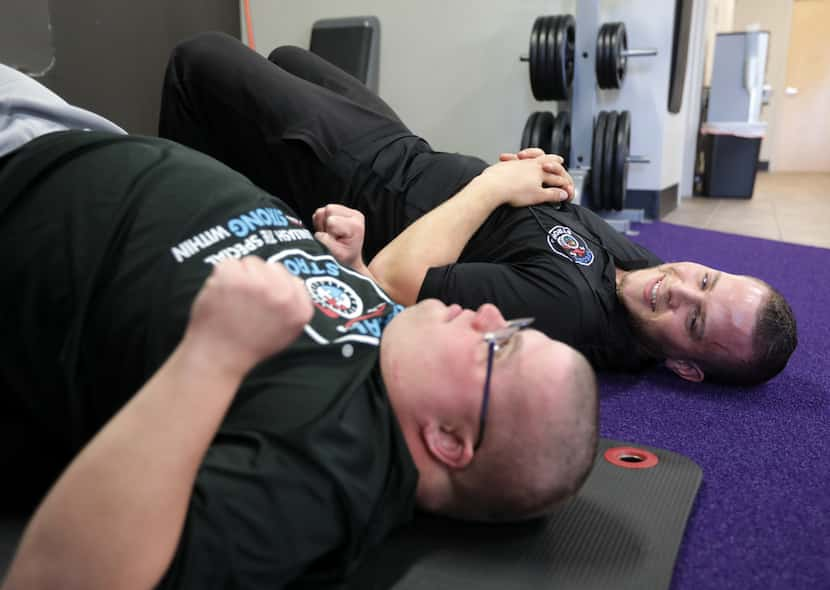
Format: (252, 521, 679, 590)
(569, 0, 599, 199)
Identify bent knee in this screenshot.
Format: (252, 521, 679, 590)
(267, 45, 316, 72)
(169, 31, 242, 75)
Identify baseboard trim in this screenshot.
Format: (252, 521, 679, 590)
(625, 184, 678, 220)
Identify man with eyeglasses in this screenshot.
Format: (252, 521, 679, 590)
(0, 61, 598, 589)
(160, 33, 797, 386)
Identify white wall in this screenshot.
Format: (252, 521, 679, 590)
(246, 0, 573, 163)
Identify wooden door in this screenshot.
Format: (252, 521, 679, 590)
(771, 0, 830, 171)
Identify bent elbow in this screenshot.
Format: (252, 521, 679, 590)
(368, 258, 419, 306)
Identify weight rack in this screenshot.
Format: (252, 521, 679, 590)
(521, 0, 657, 233)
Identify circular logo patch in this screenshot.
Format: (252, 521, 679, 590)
(306, 276, 363, 319)
(547, 225, 594, 266)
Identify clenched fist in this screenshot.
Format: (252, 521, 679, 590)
(312, 204, 370, 274)
(185, 257, 313, 375)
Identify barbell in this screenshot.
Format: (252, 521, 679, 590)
(521, 18, 657, 96)
(596, 22, 658, 89)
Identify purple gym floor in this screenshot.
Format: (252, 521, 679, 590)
(600, 221, 829, 590)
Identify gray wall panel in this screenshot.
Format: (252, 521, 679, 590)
(37, 0, 240, 134)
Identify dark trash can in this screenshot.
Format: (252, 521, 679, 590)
(698, 123, 764, 199)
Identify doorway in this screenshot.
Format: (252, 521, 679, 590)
(771, 0, 830, 172)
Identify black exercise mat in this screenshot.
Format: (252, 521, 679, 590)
(346, 438, 702, 590)
(0, 439, 701, 587)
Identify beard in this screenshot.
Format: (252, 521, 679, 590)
(616, 268, 665, 361)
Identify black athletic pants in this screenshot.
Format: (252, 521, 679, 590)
(159, 32, 487, 260)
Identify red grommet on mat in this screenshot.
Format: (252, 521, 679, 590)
(604, 446, 659, 469)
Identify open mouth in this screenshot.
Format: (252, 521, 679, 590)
(646, 276, 665, 312)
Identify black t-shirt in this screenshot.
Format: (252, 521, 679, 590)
(0, 131, 418, 587)
(418, 198, 664, 372)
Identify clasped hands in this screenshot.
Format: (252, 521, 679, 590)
(483, 147, 574, 207)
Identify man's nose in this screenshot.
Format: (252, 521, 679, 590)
(668, 281, 703, 309)
(474, 303, 507, 332)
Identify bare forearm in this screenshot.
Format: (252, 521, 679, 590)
(368, 177, 502, 305)
(2, 337, 246, 590)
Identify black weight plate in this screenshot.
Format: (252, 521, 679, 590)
(613, 110, 631, 210)
(600, 24, 615, 89)
(535, 17, 548, 99)
(542, 16, 556, 100)
(591, 111, 607, 210)
(542, 16, 557, 100)
(548, 15, 561, 99)
(530, 112, 542, 149)
(550, 112, 563, 156)
(602, 111, 619, 210)
(529, 17, 544, 100)
(526, 112, 542, 149)
(560, 111, 571, 168)
(536, 111, 555, 153)
(520, 112, 538, 150)
(536, 17, 549, 99)
(595, 24, 607, 88)
(606, 22, 625, 89)
(602, 24, 616, 89)
(533, 17, 546, 99)
(562, 15, 576, 90)
(616, 23, 628, 87)
(604, 25, 616, 89)
(536, 16, 550, 100)
(550, 15, 568, 100)
(547, 15, 561, 100)
(596, 23, 608, 88)
(597, 24, 609, 88)
(551, 111, 569, 165)
(529, 111, 546, 149)
(620, 130, 630, 211)
(606, 25, 619, 89)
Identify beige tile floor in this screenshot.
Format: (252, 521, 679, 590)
(664, 172, 830, 249)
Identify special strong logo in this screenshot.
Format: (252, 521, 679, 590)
(547, 225, 594, 266)
(267, 248, 403, 347)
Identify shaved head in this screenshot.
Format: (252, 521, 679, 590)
(380, 300, 599, 522)
(447, 341, 598, 522)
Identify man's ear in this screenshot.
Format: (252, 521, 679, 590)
(665, 358, 705, 382)
(423, 423, 474, 469)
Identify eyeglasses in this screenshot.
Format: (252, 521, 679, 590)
(474, 317, 535, 451)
